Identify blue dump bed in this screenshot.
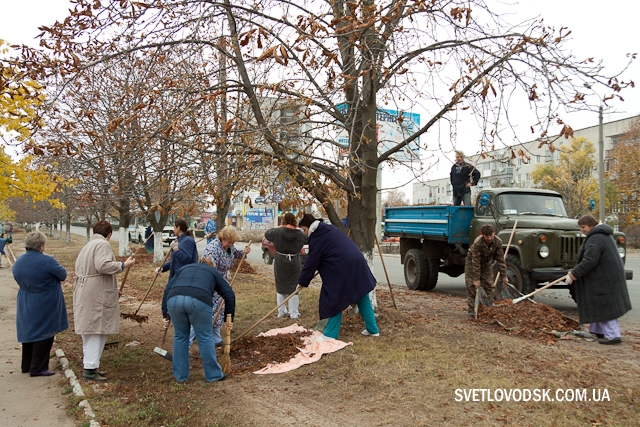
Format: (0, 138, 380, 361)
(384, 205, 474, 244)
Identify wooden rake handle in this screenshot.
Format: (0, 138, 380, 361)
(512, 275, 568, 304)
(493, 220, 518, 288)
(374, 234, 397, 310)
(233, 286, 302, 343)
(119, 232, 155, 294)
(134, 248, 173, 315)
(229, 240, 252, 287)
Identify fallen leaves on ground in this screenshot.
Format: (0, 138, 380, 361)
(478, 299, 580, 344)
(224, 331, 313, 375)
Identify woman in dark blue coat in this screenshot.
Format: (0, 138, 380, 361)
(297, 214, 379, 339)
(157, 219, 199, 279)
(13, 231, 69, 376)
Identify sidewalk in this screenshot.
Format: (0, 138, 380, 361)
(0, 262, 76, 427)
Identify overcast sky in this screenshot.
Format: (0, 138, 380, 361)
(2, 0, 638, 202)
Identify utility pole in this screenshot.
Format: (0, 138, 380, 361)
(598, 105, 605, 221)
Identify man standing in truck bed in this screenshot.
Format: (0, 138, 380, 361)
(450, 151, 480, 206)
(465, 224, 508, 317)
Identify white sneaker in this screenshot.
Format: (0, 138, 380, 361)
(290, 312, 300, 319)
(361, 329, 380, 337)
(277, 312, 288, 318)
(316, 334, 334, 342)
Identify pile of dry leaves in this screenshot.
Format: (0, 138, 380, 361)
(478, 299, 580, 343)
(218, 331, 313, 375)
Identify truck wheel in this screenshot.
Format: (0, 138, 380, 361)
(504, 254, 534, 295)
(423, 258, 439, 291)
(404, 249, 428, 290)
(263, 250, 274, 265)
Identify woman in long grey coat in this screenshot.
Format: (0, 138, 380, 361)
(567, 215, 632, 345)
(73, 221, 135, 381)
(264, 213, 307, 318)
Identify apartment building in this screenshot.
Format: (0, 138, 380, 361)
(413, 115, 638, 205)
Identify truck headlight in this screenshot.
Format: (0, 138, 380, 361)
(538, 245, 549, 258)
(618, 246, 626, 258)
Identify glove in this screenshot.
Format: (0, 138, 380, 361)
(565, 274, 574, 285)
(170, 240, 179, 251)
(155, 267, 162, 275)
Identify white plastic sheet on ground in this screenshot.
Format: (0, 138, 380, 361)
(253, 324, 352, 375)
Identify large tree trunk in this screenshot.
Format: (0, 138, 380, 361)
(149, 211, 170, 263)
(117, 199, 132, 256)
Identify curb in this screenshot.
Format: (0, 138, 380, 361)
(55, 349, 101, 427)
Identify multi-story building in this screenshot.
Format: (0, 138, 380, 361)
(413, 115, 638, 205)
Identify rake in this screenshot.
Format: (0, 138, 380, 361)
(121, 247, 173, 323)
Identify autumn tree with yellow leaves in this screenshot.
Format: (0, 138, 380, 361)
(1, 39, 61, 218)
(609, 117, 640, 227)
(531, 137, 598, 219)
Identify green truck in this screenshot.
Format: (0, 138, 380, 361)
(384, 188, 632, 296)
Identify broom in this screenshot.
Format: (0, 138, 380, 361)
(219, 314, 232, 374)
(153, 320, 173, 361)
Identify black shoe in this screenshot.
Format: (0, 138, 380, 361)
(598, 337, 622, 345)
(30, 370, 55, 377)
(96, 370, 106, 376)
(594, 333, 604, 339)
(82, 369, 107, 382)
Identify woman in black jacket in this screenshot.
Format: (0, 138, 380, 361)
(567, 215, 632, 345)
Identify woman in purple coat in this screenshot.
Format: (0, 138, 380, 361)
(297, 214, 379, 339)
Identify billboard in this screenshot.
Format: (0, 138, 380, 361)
(337, 106, 420, 162)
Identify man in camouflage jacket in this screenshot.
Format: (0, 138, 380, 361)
(464, 224, 508, 316)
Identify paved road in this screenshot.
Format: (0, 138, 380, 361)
(242, 242, 640, 325)
(70, 226, 640, 323)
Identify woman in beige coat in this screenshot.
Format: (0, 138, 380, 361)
(73, 221, 135, 382)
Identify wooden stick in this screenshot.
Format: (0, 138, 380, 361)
(212, 300, 225, 326)
(133, 248, 173, 316)
(513, 275, 568, 304)
(229, 240, 252, 287)
(162, 322, 170, 346)
(374, 234, 397, 310)
(233, 286, 302, 343)
(493, 220, 518, 288)
(118, 233, 154, 294)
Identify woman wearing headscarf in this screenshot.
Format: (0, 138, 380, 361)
(297, 214, 379, 339)
(13, 231, 68, 377)
(74, 221, 135, 381)
(567, 215, 632, 345)
(264, 213, 307, 318)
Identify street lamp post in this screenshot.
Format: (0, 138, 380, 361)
(585, 83, 606, 222)
(598, 105, 605, 221)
